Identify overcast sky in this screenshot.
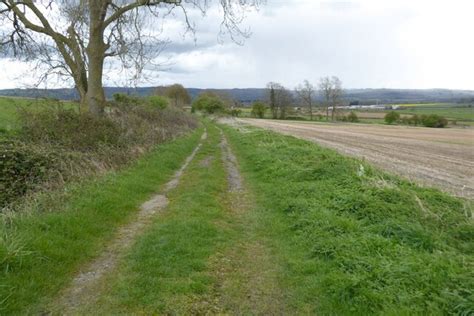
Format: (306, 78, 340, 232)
(0, 0, 473, 90)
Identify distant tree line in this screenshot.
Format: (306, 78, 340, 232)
(248, 76, 344, 121)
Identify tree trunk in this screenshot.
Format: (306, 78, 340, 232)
(86, 53, 106, 116)
(86, 1, 107, 116)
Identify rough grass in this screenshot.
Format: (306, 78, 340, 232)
(222, 124, 473, 314)
(76, 124, 232, 314)
(0, 128, 202, 314)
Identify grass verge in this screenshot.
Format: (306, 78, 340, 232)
(222, 124, 473, 314)
(0, 127, 202, 314)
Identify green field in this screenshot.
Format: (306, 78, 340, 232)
(397, 105, 474, 121)
(0, 97, 79, 133)
(0, 97, 22, 132)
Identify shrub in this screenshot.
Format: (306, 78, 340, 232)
(228, 108, 241, 117)
(0, 140, 56, 206)
(192, 93, 226, 114)
(112, 93, 142, 106)
(384, 111, 400, 124)
(147, 95, 168, 109)
(421, 114, 448, 128)
(251, 101, 267, 118)
(409, 114, 420, 126)
(400, 116, 410, 125)
(347, 111, 359, 122)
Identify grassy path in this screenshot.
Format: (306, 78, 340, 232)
(52, 130, 208, 313)
(71, 123, 289, 314)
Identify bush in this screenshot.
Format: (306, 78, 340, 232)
(0, 141, 56, 206)
(421, 114, 448, 128)
(384, 111, 400, 124)
(147, 95, 168, 109)
(228, 108, 241, 117)
(112, 93, 142, 106)
(192, 93, 226, 114)
(347, 111, 359, 122)
(251, 101, 267, 118)
(409, 114, 420, 126)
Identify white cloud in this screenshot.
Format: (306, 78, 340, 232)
(1, 0, 473, 89)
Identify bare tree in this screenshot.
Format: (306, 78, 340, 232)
(329, 76, 343, 121)
(318, 77, 332, 121)
(296, 79, 315, 120)
(0, 1, 261, 116)
(318, 76, 343, 121)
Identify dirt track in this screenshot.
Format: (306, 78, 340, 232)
(239, 119, 474, 198)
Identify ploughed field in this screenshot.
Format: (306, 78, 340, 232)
(239, 119, 474, 198)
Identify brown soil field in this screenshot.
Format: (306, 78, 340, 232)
(239, 119, 474, 198)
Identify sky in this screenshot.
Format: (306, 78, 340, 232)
(0, 0, 473, 90)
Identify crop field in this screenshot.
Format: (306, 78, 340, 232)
(238, 103, 474, 126)
(239, 118, 474, 198)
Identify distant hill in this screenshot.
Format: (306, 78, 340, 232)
(0, 87, 473, 105)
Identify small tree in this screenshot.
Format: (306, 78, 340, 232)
(192, 92, 225, 114)
(319, 76, 343, 121)
(385, 111, 400, 124)
(296, 80, 315, 120)
(266, 82, 280, 119)
(265, 82, 292, 119)
(319, 77, 332, 121)
(347, 111, 359, 122)
(251, 101, 266, 118)
(157, 84, 191, 108)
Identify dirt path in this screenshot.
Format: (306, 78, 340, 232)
(240, 119, 474, 198)
(206, 129, 287, 314)
(52, 130, 207, 314)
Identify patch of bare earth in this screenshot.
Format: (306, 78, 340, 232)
(240, 118, 474, 198)
(51, 131, 207, 314)
(199, 129, 287, 315)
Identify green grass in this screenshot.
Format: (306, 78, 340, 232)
(79, 123, 235, 314)
(0, 97, 80, 134)
(0, 97, 22, 132)
(0, 127, 202, 314)
(397, 106, 474, 121)
(222, 124, 473, 314)
(1, 120, 473, 314)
